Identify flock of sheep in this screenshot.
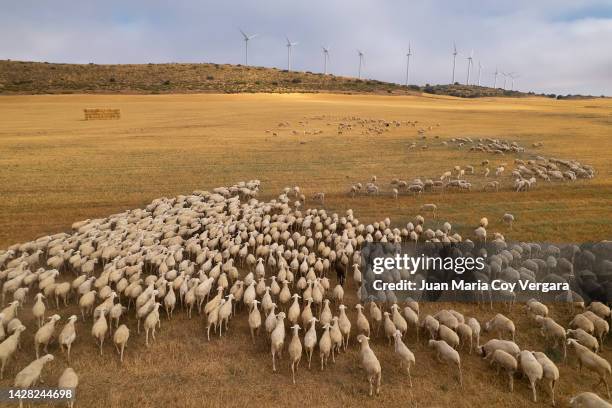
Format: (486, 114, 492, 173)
(0, 179, 611, 407)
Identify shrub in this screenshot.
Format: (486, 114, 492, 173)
(291, 78, 302, 84)
(206, 75, 214, 80)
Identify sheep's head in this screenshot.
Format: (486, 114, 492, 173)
(356, 334, 368, 343)
(41, 354, 54, 363)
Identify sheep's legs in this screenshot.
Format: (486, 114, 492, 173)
(530, 380, 537, 402)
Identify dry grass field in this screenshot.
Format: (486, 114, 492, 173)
(0, 92, 611, 407)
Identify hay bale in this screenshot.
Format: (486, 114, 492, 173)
(84, 108, 121, 120)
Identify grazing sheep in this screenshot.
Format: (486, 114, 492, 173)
(479, 339, 520, 359)
(534, 316, 567, 360)
(526, 298, 548, 317)
(567, 338, 611, 398)
(533, 351, 560, 406)
(569, 392, 612, 407)
(567, 328, 600, 353)
(420, 314, 440, 340)
(484, 314, 515, 341)
(467, 317, 481, 353)
(571, 314, 596, 335)
(429, 339, 462, 386)
(357, 334, 382, 396)
(58, 367, 79, 408)
(393, 330, 415, 387)
(420, 204, 437, 218)
(113, 324, 130, 363)
(456, 323, 473, 352)
(0, 325, 26, 379)
(489, 349, 517, 392)
(14, 354, 54, 393)
(438, 324, 460, 349)
(502, 213, 515, 229)
(519, 350, 543, 402)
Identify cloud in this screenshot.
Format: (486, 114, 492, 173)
(1, 0, 611, 95)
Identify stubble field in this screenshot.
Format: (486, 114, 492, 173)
(0, 93, 611, 407)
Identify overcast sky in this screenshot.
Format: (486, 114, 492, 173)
(2, 0, 612, 95)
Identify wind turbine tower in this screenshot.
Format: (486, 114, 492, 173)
(286, 37, 298, 71)
(493, 67, 500, 88)
(451, 42, 458, 84)
(322, 46, 330, 75)
(466, 50, 473, 85)
(358, 50, 364, 79)
(239, 29, 258, 66)
(477, 61, 483, 86)
(405, 43, 412, 86)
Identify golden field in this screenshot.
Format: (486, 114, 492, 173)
(0, 93, 611, 247)
(0, 93, 611, 407)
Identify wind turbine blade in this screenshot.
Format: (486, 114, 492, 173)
(249, 34, 258, 40)
(239, 29, 248, 40)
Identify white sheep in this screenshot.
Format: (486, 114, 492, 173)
(567, 338, 611, 398)
(14, 354, 54, 393)
(144, 303, 161, 346)
(338, 304, 351, 350)
(58, 315, 78, 360)
(569, 392, 612, 407)
(91, 309, 108, 355)
(0, 325, 26, 379)
(288, 324, 302, 384)
(428, 339, 462, 386)
(489, 349, 517, 392)
(393, 330, 415, 387)
(248, 299, 262, 343)
(32, 293, 46, 328)
(34, 314, 60, 358)
(519, 350, 543, 402)
(113, 324, 130, 363)
(304, 317, 318, 369)
(319, 323, 332, 370)
(533, 351, 559, 406)
(357, 334, 382, 396)
(484, 313, 515, 341)
(58, 367, 79, 408)
(270, 312, 286, 372)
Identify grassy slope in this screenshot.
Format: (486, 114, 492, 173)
(0, 60, 535, 98)
(0, 93, 611, 407)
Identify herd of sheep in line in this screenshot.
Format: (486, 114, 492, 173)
(265, 115, 595, 198)
(0, 180, 611, 407)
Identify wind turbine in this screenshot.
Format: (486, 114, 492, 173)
(322, 46, 330, 75)
(465, 49, 474, 85)
(451, 42, 458, 84)
(477, 61, 483, 86)
(502, 72, 508, 90)
(239, 29, 258, 66)
(405, 43, 412, 86)
(493, 67, 500, 88)
(509, 73, 519, 91)
(286, 37, 298, 71)
(357, 50, 365, 79)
